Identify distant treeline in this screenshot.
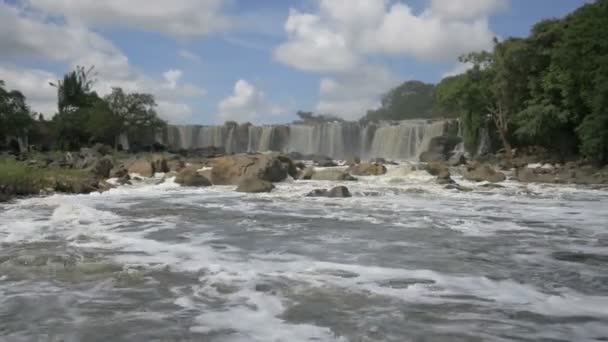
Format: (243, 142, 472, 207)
(1, 66, 165, 152)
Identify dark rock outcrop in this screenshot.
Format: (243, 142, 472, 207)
(419, 135, 463, 162)
(306, 186, 352, 198)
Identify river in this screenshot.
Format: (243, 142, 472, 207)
(1, 165, 607, 341)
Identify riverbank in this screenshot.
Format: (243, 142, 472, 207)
(2, 145, 607, 203)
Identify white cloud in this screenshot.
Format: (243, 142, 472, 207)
(275, 0, 504, 72)
(24, 0, 231, 38)
(0, 65, 59, 115)
(428, 0, 508, 20)
(178, 49, 202, 63)
(316, 65, 401, 119)
(0, 2, 206, 123)
(217, 80, 285, 124)
(441, 62, 474, 78)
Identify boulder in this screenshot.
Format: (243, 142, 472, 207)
(313, 156, 338, 167)
(127, 159, 154, 177)
(348, 163, 387, 176)
(167, 159, 185, 172)
(306, 186, 352, 198)
(419, 151, 445, 163)
(90, 156, 114, 178)
(110, 165, 129, 178)
(447, 152, 467, 166)
(175, 168, 212, 187)
(210, 153, 295, 185)
(310, 169, 357, 181)
(151, 154, 169, 173)
(298, 167, 316, 180)
(346, 157, 361, 166)
(464, 164, 506, 183)
(425, 162, 450, 178)
(236, 178, 275, 193)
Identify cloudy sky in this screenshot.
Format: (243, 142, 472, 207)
(0, 0, 587, 124)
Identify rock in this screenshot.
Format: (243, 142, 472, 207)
(515, 167, 558, 183)
(480, 183, 506, 189)
(294, 161, 306, 170)
(310, 169, 357, 181)
(116, 175, 131, 185)
(236, 178, 275, 193)
(425, 162, 450, 178)
(167, 159, 185, 172)
(314, 156, 337, 167)
(175, 168, 212, 187)
(91, 143, 112, 156)
(306, 186, 352, 198)
(110, 165, 129, 178)
(298, 167, 315, 180)
(445, 184, 473, 192)
(151, 154, 169, 173)
(464, 164, 506, 183)
(436, 176, 455, 185)
(97, 180, 115, 193)
(348, 163, 387, 176)
(447, 152, 466, 166)
(210, 153, 295, 185)
(127, 159, 154, 177)
(419, 135, 463, 162)
(90, 156, 114, 178)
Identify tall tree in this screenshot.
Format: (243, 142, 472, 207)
(0, 80, 34, 144)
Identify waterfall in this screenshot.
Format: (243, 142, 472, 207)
(159, 119, 452, 160)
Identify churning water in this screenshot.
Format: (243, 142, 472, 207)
(1, 166, 608, 341)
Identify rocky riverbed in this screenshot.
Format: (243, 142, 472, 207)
(1, 159, 608, 341)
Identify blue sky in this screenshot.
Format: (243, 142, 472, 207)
(0, 0, 590, 124)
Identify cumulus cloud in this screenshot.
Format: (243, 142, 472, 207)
(275, 0, 504, 72)
(0, 65, 59, 115)
(316, 65, 401, 119)
(0, 2, 205, 123)
(217, 80, 285, 124)
(23, 0, 231, 38)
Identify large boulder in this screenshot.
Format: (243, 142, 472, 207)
(306, 186, 352, 198)
(127, 159, 154, 177)
(348, 163, 387, 176)
(425, 162, 449, 178)
(210, 153, 296, 185)
(313, 156, 338, 167)
(464, 164, 506, 183)
(447, 152, 467, 166)
(236, 178, 275, 193)
(175, 168, 212, 187)
(151, 154, 169, 173)
(90, 156, 114, 178)
(310, 169, 357, 181)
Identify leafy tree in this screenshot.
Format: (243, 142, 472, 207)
(364, 81, 438, 122)
(0, 80, 34, 144)
(104, 87, 166, 145)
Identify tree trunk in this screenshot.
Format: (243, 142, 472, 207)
(489, 104, 513, 159)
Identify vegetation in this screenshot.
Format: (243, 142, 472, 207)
(435, 0, 608, 162)
(1, 66, 166, 152)
(363, 81, 440, 122)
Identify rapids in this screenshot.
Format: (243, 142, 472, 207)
(1, 165, 608, 341)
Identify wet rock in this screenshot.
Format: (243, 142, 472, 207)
(298, 167, 316, 180)
(348, 162, 387, 176)
(306, 186, 352, 198)
(110, 165, 129, 178)
(419, 135, 463, 162)
(211, 153, 295, 185)
(310, 169, 357, 181)
(236, 177, 275, 193)
(255, 283, 273, 292)
(378, 278, 436, 289)
(167, 159, 185, 172)
(151, 154, 169, 174)
(175, 167, 212, 187)
(444, 184, 473, 192)
(425, 162, 449, 178)
(345, 157, 361, 166)
(314, 157, 338, 167)
(480, 183, 506, 189)
(464, 164, 506, 183)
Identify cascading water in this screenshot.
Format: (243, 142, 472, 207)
(159, 120, 452, 160)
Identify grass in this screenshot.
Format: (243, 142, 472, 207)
(0, 156, 93, 199)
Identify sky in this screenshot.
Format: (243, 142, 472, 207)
(0, 0, 590, 124)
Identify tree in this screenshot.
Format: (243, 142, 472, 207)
(104, 87, 166, 145)
(0, 80, 34, 144)
(363, 81, 438, 122)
